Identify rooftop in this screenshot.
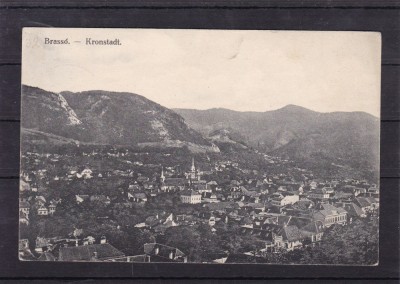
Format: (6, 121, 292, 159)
(58, 243, 125, 261)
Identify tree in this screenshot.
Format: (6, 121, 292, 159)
(293, 218, 378, 265)
(123, 227, 155, 255)
(164, 226, 202, 262)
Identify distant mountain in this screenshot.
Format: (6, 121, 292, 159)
(174, 106, 380, 177)
(21, 85, 218, 153)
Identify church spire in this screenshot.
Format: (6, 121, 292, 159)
(160, 167, 165, 182)
(191, 157, 195, 172)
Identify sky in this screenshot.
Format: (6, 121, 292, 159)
(22, 28, 381, 117)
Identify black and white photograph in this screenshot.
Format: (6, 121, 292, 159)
(19, 28, 381, 265)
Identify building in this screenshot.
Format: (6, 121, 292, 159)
(180, 190, 202, 204)
(185, 157, 202, 182)
(90, 195, 111, 205)
(48, 203, 56, 215)
(19, 211, 29, 225)
(313, 203, 347, 227)
(355, 197, 379, 214)
(81, 168, 93, 179)
(58, 243, 125, 261)
(37, 206, 49, 216)
(299, 220, 324, 245)
(271, 194, 299, 207)
(273, 225, 304, 251)
(143, 243, 187, 262)
(128, 192, 148, 203)
(75, 195, 90, 204)
(160, 178, 186, 192)
(19, 201, 30, 215)
(308, 188, 331, 200)
(35, 237, 51, 253)
(342, 202, 366, 218)
(83, 236, 96, 245)
(35, 196, 46, 206)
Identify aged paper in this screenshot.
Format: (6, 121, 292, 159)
(19, 28, 380, 264)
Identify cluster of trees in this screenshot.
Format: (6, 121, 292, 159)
(261, 218, 379, 265)
(162, 222, 264, 263)
(160, 217, 379, 265)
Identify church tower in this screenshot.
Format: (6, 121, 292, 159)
(191, 157, 196, 172)
(185, 157, 202, 182)
(160, 167, 165, 183)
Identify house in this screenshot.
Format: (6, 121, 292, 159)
(299, 220, 324, 245)
(180, 190, 202, 204)
(313, 203, 347, 227)
(152, 216, 179, 234)
(242, 203, 265, 212)
(90, 195, 111, 205)
(80, 168, 93, 179)
(72, 228, 84, 237)
(342, 202, 366, 218)
(340, 185, 365, 196)
(58, 243, 125, 262)
(83, 236, 96, 245)
(202, 192, 219, 203)
(37, 206, 49, 216)
(75, 195, 90, 204)
(308, 188, 331, 200)
(19, 211, 29, 225)
(128, 192, 148, 203)
(100, 236, 107, 244)
(355, 197, 379, 214)
(278, 186, 288, 192)
(309, 181, 318, 189)
(143, 182, 157, 191)
(273, 225, 304, 251)
(241, 221, 305, 252)
(137, 176, 150, 183)
(35, 237, 51, 253)
(294, 199, 314, 211)
(367, 186, 379, 196)
(333, 191, 353, 201)
(281, 194, 300, 206)
(143, 243, 187, 262)
(204, 201, 238, 212)
(161, 178, 186, 192)
(35, 196, 46, 206)
(273, 194, 299, 206)
(48, 203, 56, 215)
(144, 215, 162, 228)
(128, 183, 141, 191)
(196, 212, 216, 226)
(19, 201, 30, 215)
(193, 183, 209, 193)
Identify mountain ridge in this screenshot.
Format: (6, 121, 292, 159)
(21, 85, 219, 153)
(174, 106, 379, 179)
(174, 105, 378, 118)
(21, 85, 379, 179)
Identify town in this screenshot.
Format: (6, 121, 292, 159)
(19, 144, 379, 264)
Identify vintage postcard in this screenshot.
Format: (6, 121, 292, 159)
(19, 28, 380, 264)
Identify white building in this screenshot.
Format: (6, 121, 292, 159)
(180, 190, 202, 204)
(37, 206, 49, 216)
